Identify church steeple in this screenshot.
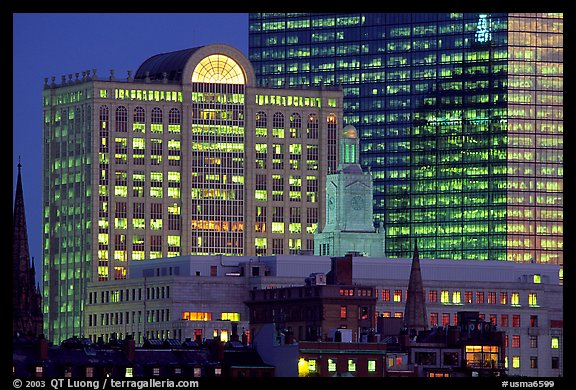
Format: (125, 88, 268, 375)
(13, 159, 31, 284)
(404, 239, 428, 335)
(13, 159, 43, 338)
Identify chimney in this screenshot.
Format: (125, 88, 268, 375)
(38, 334, 48, 360)
(326, 253, 353, 285)
(124, 335, 135, 362)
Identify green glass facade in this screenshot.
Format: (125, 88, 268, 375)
(42, 86, 94, 343)
(248, 13, 563, 273)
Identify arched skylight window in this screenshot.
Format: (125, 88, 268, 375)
(192, 54, 245, 84)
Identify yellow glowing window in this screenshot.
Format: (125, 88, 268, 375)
(528, 293, 538, 307)
(512, 356, 520, 369)
(551, 337, 559, 349)
(308, 359, 317, 373)
(192, 54, 245, 84)
(221, 312, 240, 321)
(328, 359, 336, 372)
(368, 360, 376, 372)
(452, 291, 461, 304)
(168, 236, 180, 247)
(511, 292, 520, 306)
(182, 312, 212, 321)
(272, 222, 285, 233)
(441, 290, 450, 303)
(533, 274, 541, 284)
(348, 360, 356, 372)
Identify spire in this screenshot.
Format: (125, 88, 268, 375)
(404, 239, 428, 334)
(13, 160, 43, 337)
(13, 159, 31, 282)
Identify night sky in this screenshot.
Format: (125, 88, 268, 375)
(12, 13, 249, 283)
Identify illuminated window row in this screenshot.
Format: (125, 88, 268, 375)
(111, 89, 182, 102)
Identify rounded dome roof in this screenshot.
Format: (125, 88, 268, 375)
(342, 124, 358, 139)
(134, 47, 202, 82)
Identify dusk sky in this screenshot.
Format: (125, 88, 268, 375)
(12, 13, 249, 280)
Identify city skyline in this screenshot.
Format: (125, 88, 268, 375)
(13, 13, 249, 282)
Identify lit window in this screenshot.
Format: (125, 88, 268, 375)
(511, 292, 520, 306)
(452, 291, 461, 304)
(441, 290, 450, 303)
(533, 274, 541, 284)
(512, 356, 520, 369)
(528, 293, 538, 307)
(328, 359, 336, 372)
(125, 367, 133, 378)
(367, 360, 376, 372)
(394, 290, 402, 302)
(551, 337, 559, 349)
(221, 312, 240, 321)
(308, 359, 317, 373)
(348, 359, 356, 372)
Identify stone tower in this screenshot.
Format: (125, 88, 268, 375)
(314, 125, 385, 256)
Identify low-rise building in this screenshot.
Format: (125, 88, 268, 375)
(84, 253, 562, 377)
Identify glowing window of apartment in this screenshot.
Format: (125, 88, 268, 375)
(348, 359, 356, 372)
(528, 293, 538, 307)
(442, 313, 450, 326)
(182, 311, 212, 321)
(533, 274, 541, 284)
(500, 292, 508, 305)
(487, 292, 496, 304)
(440, 290, 449, 304)
(512, 335, 521, 348)
(221, 312, 240, 321)
(464, 291, 473, 303)
(511, 292, 520, 306)
(368, 360, 376, 372)
(428, 290, 437, 302)
(382, 289, 391, 301)
(393, 289, 402, 302)
(125, 367, 133, 378)
(452, 291, 461, 304)
(328, 359, 337, 372)
(512, 356, 520, 369)
(476, 291, 485, 304)
(340, 306, 347, 319)
(394, 312, 403, 319)
(551, 337, 559, 349)
(308, 359, 317, 373)
(192, 54, 245, 84)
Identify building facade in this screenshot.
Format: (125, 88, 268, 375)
(42, 43, 343, 343)
(248, 13, 563, 272)
(84, 254, 562, 377)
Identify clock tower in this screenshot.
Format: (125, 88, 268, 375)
(315, 125, 385, 257)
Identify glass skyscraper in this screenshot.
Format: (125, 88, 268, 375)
(248, 13, 563, 276)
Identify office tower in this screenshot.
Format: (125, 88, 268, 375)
(42, 43, 343, 343)
(248, 13, 563, 273)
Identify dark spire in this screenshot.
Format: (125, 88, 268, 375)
(404, 239, 428, 334)
(13, 160, 43, 337)
(13, 159, 31, 283)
